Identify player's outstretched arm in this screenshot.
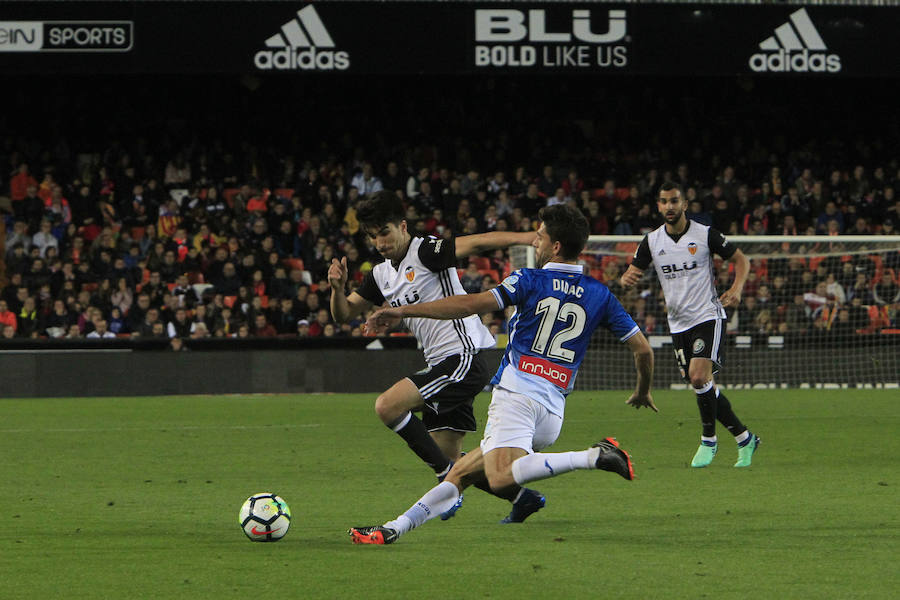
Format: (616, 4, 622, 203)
(719, 248, 750, 308)
(619, 265, 644, 288)
(454, 231, 536, 259)
(329, 257, 371, 323)
(366, 291, 499, 334)
(624, 331, 656, 412)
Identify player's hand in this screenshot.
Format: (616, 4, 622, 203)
(719, 287, 742, 308)
(328, 256, 349, 290)
(365, 307, 404, 335)
(620, 269, 641, 288)
(626, 392, 658, 413)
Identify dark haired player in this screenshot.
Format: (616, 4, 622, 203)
(350, 204, 656, 544)
(621, 182, 760, 468)
(330, 190, 544, 522)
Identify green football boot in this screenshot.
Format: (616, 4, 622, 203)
(734, 434, 761, 468)
(691, 442, 717, 468)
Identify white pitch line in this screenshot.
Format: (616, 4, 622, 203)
(0, 423, 321, 434)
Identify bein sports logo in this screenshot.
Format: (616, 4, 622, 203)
(748, 8, 841, 73)
(254, 5, 349, 71)
(0, 21, 133, 52)
(518, 355, 572, 388)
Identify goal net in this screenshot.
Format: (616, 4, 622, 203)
(509, 235, 900, 390)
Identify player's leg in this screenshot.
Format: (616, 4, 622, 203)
(429, 429, 465, 462)
(419, 353, 543, 516)
(486, 388, 634, 490)
(687, 319, 760, 467)
(684, 320, 721, 467)
(374, 378, 452, 476)
(349, 449, 485, 545)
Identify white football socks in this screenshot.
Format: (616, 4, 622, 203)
(383, 481, 459, 534)
(511, 450, 596, 485)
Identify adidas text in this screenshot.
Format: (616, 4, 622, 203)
(254, 47, 349, 71)
(749, 49, 840, 73)
(255, 5, 349, 71)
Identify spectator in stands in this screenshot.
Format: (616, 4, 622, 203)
(109, 307, 127, 334)
(167, 308, 192, 338)
(87, 319, 116, 339)
(5, 221, 31, 256)
(872, 275, 900, 306)
(139, 307, 161, 337)
(816, 201, 844, 234)
(251, 314, 277, 337)
(296, 318, 310, 338)
(1, 324, 15, 340)
(536, 165, 558, 198)
(785, 295, 811, 332)
(42, 299, 71, 337)
(308, 308, 330, 337)
(460, 262, 482, 295)
(0, 300, 16, 335)
(32, 219, 59, 257)
(17, 297, 38, 337)
(406, 167, 430, 199)
(10, 163, 38, 203)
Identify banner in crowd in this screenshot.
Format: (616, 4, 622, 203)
(0, 2, 896, 76)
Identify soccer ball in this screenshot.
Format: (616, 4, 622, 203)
(239, 493, 291, 542)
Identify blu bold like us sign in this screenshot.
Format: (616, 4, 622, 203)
(474, 9, 628, 69)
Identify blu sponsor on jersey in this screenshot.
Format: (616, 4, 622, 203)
(254, 5, 349, 71)
(0, 21, 132, 52)
(748, 8, 840, 73)
(474, 8, 628, 68)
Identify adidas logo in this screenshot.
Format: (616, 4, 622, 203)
(658, 249, 666, 256)
(254, 5, 349, 71)
(749, 8, 840, 73)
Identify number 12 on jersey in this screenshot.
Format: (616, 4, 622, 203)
(530, 297, 586, 363)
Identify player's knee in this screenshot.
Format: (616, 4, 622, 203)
(374, 394, 398, 424)
(690, 375, 711, 390)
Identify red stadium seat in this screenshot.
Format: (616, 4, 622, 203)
(222, 188, 240, 208)
(478, 268, 500, 284)
(469, 256, 491, 271)
(283, 258, 304, 272)
(275, 188, 296, 201)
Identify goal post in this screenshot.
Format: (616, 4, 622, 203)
(508, 235, 900, 389)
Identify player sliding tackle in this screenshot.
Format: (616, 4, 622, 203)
(349, 204, 656, 545)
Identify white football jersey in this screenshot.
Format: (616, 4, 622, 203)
(633, 220, 735, 333)
(358, 236, 495, 365)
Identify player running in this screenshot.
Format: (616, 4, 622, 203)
(330, 190, 544, 522)
(349, 204, 656, 544)
(620, 182, 760, 468)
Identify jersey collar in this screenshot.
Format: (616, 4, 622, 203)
(664, 219, 691, 243)
(542, 262, 583, 274)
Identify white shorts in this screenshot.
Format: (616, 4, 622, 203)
(479, 386, 563, 455)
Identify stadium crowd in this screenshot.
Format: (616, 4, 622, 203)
(1, 77, 899, 342)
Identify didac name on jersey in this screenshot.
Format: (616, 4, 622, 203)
(553, 279, 584, 297)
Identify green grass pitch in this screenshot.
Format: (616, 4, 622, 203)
(1, 390, 897, 599)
